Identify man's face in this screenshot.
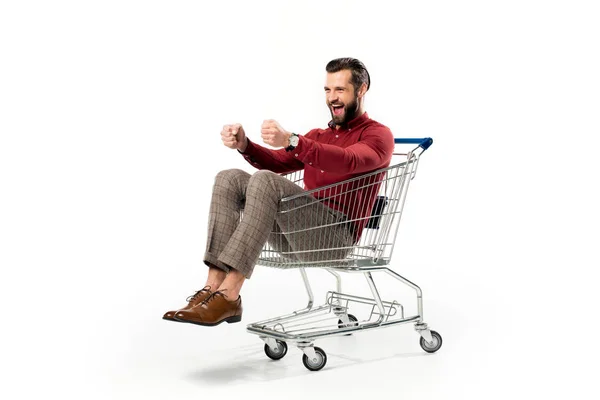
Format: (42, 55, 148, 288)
(325, 70, 360, 126)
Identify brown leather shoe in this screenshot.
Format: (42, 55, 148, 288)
(174, 291, 242, 326)
(162, 286, 212, 322)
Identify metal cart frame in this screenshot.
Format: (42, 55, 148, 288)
(246, 138, 441, 371)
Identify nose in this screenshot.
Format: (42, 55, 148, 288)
(327, 92, 339, 104)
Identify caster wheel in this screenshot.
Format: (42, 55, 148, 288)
(338, 314, 358, 335)
(264, 340, 288, 360)
(302, 346, 327, 371)
(420, 330, 442, 353)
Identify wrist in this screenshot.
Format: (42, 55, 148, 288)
(285, 132, 299, 152)
(238, 137, 249, 153)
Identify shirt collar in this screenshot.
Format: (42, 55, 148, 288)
(328, 112, 370, 130)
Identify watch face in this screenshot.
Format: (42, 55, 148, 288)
(290, 135, 299, 146)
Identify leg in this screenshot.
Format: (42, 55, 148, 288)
(214, 268, 246, 299)
(173, 170, 352, 326)
(216, 170, 308, 279)
(172, 170, 303, 326)
(205, 265, 227, 290)
(175, 171, 305, 325)
(203, 168, 251, 287)
(217, 171, 354, 295)
(275, 198, 355, 265)
(163, 169, 248, 322)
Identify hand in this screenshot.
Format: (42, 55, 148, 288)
(261, 119, 291, 148)
(221, 123, 248, 152)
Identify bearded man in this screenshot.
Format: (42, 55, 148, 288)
(163, 57, 394, 327)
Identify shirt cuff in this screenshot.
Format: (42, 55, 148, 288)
(237, 138, 254, 155)
(238, 139, 261, 166)
(295, 135, 316, 165)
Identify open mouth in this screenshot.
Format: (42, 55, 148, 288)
(331, 104, 344, 116)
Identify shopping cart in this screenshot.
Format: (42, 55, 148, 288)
(246, 137, 441, 371)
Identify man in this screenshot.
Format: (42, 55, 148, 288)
(163, 57, 394, 326)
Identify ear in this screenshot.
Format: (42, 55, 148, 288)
(357, 82, 368, 98)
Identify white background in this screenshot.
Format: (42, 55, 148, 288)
(1, 0, 599, 399)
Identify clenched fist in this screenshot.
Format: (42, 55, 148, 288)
(261, 119, 291, 148)
(221, 123, 248, 152)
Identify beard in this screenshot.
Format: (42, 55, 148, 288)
(329, 94, 360, 126)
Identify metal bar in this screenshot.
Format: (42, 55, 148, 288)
(325, 269, 342, 308)
(364, 272, 385, 326)
(279, 161, 409, 203)
(383, 268, 424, 322)
(326, 291, 399, 309)
(247, 305, 331, 327)
(247, 315, 422, 341)
(300, 268, 314, 310)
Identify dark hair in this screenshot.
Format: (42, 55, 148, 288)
(326, 57, 371, 91)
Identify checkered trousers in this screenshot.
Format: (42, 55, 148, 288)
(203, 169, 354, 278)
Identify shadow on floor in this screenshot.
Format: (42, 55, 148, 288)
(184, 341, 429, 386)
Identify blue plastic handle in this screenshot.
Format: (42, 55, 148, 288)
(394, 137, 433, 151)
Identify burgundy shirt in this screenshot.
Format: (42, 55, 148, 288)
(240, 112, 394, 239)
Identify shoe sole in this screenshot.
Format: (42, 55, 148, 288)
(174, 315, 242, 326)
(162, 316, 188, 323)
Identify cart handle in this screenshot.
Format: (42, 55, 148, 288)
(394, 137, 433, 151)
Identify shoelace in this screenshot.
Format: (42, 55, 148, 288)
(186, 286, 211, 302)
(201, 289, 228, 305)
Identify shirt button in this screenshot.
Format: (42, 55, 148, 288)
(294, 153, 298, 157)
(321, 170, 324, 173)
(309, 162, 312, 165)
(335, 135, 339, 138)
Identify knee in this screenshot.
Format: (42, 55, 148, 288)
(248, 170, 277, 188)
(214, 168, 248, 185)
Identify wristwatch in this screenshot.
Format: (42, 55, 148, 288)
(285, 133, 299, 152)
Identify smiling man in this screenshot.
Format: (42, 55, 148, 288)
(163, 58, 395, 327)
(327, 63, 368, 125)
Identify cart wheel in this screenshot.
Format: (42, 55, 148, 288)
(338, 314, 358, 335)
(420, 330, 443, 353)
(302, 347, 327, 371)
(264, 340, 288, 360)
